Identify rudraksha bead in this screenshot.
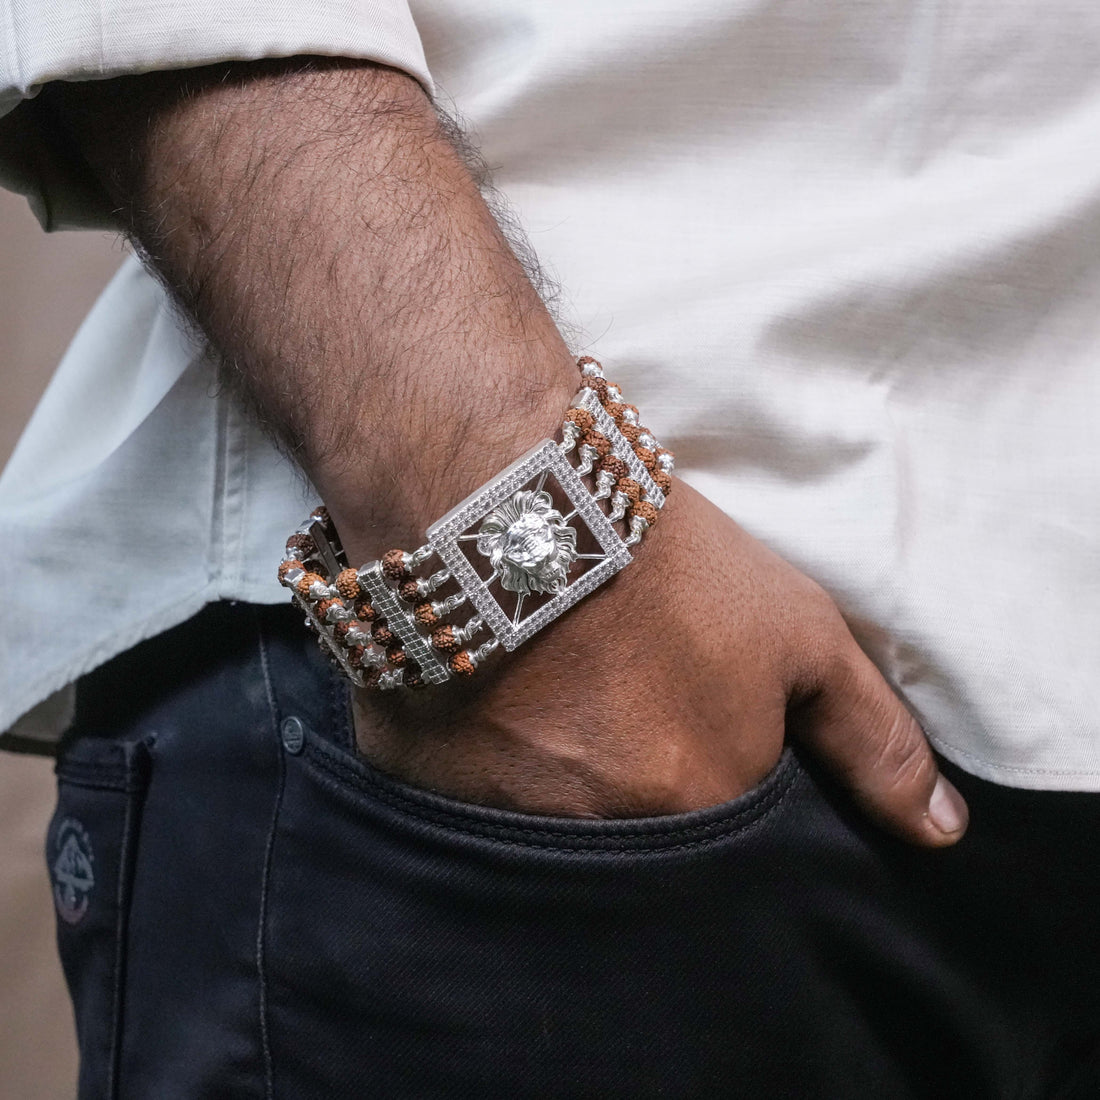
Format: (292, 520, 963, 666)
(598, 454, 628, 481)
(449, 649, 476, 676)
(372, 621, 396, 648)
(616, 477, 643, 504)
(631, 500, 660, 526)
(295, 572, 326, 599)
(580, 429, 612, 457)
(403, 663, 426, 689)
(634, 446, 658, 472)
(619, 422, 641, 445)
(285, 532, 316, 557)
(335, 568, 360, 601)
(431, 625, 460, 653)
(362, 666, 384, 690)
(354, 600, 377, 622)
(278, 559, 304, 583)
(580, 375, 609, 402)
(382, 548, 410, 582)
(653, 469, 673, 494)
(387, 646, 407, 668)
(602, 401, 625, 421)
(564, 407, 595, 432)
(316, 597, 344, 622)
(347, 645, 365, 669)
(309, 506, 332, 528)
(415, 602, 440, 628)
(398, 578, 422, 602)
(333, 620, 352, 640)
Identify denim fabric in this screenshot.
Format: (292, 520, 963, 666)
(49, 602, 1100, 1098)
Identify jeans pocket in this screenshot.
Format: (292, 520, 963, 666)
(263, 727, 811, 1098)
(49, 736, 152, 1100)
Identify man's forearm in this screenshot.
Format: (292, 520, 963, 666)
(44, 58, 578, 561)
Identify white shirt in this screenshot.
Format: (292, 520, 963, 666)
(2, 0, 1098, 789)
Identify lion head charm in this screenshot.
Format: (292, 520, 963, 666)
(476, 489, 579, 596)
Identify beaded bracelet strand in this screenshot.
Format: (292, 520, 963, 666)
(279, 356, 674, 691)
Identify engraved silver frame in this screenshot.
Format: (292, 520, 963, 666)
(427, 440, 631, 651)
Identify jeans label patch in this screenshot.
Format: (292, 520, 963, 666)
(52, 816, 96, 925)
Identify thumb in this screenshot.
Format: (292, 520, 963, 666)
(795, 644, 969, 848)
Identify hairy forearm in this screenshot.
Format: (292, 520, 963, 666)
(44, 59, 577, 559)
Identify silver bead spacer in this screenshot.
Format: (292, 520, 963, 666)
(638, 432, 658, 450)
(594, 468, 617, 500)
(575, 443, 599, 477)
(345, 624, 372, 647)
(308, 580, 334, 601)
(658, 452, 675, 473)
(280, 566, 305, 589)
(624, 513, 652, 547)
(621, 407, 640, 427)
(453, 616, 485, 645)
(467, 638, 500, 669)
(608, 491, 631, 523)
(605, 384, 623, 403)
(560, 420, 582, 454)
(377, 668, 405, 691)
(431, 592, 468, 618)
(324, 602, 352, 624)
(409, 544, 435, 569)
(580, 361, 605, 379)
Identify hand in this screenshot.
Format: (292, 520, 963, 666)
(353, 478, 969, 847)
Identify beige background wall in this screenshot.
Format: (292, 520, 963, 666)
(1, 186, 125, 1097)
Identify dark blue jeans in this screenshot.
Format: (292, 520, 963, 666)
(49, 602, 1100, 1098)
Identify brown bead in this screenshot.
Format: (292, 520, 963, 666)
(449, 650, 476, 677)
(619, 422, 641, 445)
(387, 646, 407, 668)
(403, 663, 427, 689)
(362, 666, 384, 691)
(310, 505, 331, 525)
(335, 568, 360, 601)
(616, 478, 642, 504)
(415, 602, 440, 629)
(382, 548, 410, 582)
(285, 532, 316, 557)
(599, 454, 628, 480)
(347, 645, 365, 669)
(398, 578, 422, 602)
(580, 376, 609, 403)
(278, 559, 304, 583)
(631, 500, 660, 526)
(580, 429, 612, 457)
(564, 407, 595, 432)
(354, 600, 377, 622)
(371, 621, 396, 648)
(316, 597, 344, 622)
(653, 469, 673, 495)
(295, 572, 325, 599)
(431, 625, 461, 653)
(655, 446, 674, 463)
(634, 446, 658, 472)
(577, 355, 602, 373)
(333, 620, 352, 641)
(602, 402, 625, 421)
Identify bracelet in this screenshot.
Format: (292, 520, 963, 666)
(278, 357, 674, 690)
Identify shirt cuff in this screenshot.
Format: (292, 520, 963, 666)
(0, 0, 433, 230)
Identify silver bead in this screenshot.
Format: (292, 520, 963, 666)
(308, 580, 333, 600)
(281, 566, 305, 589)
(621, 407, 640, 427)
(594, 468, 616, 500)
(575, 443, 599, 477)
(560, 420, 581, 453)
(624, 513, 651, 547)
(605, 384, 623, 403)
(658, 452, 675, 473)
(409, 544, 435, 569)
(324, 602, 352, 623)
(580, 362, 605, 379)
(467, 638, 500, 669)
(608, 491, 630, 522)
(453, 616, 485, 645)
(638, 432, 657, 450)
(345, 624, 371, 647)
(377, 668, 405, 691)
(431, 592, 468, 618)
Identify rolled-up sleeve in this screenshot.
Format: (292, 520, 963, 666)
(0, 0, 432, 229)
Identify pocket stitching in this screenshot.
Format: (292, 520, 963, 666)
(303, 739, 804, 854)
